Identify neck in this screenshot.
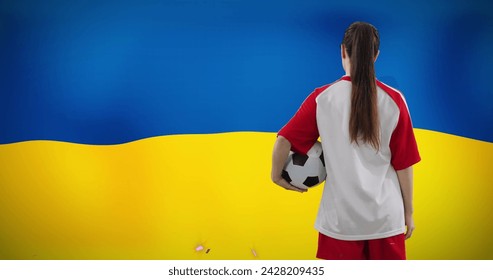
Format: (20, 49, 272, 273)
(343, 62, 351, 76)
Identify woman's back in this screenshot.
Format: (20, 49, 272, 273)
(314, 75, 419, 240)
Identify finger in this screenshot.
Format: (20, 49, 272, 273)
(284, 185, 307, 193)
(405, 227, 414, 240)
(405, 231, 411, 240)
(283, 183, 307, 193)
(276, 178, 307, 193)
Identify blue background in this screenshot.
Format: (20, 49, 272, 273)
(1, 0, 492, 144)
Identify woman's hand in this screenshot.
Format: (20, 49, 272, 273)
(272, 175, 307, 193)
(404, 213, 415, 239)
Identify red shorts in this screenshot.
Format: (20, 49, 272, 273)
(316, 232, 406, 260)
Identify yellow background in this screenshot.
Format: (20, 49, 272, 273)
(0, 129, 492, 259)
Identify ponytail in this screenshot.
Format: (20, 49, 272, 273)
(343, 22, 380, 150)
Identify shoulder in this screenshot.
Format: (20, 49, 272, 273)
(376, 80, 409, 111)
(311, 77, 348, 101)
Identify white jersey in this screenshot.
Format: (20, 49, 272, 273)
(279, 76, 420, 240)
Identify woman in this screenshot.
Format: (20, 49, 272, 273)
(271, 22, 421, 260)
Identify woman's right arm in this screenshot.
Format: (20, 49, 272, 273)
(397, 166, 415, 239)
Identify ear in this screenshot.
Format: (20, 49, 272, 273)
(341, 44, 346, 59)
(374, 50, 380, 62)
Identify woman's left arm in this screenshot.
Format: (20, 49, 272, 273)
(271, 136, 307, 193)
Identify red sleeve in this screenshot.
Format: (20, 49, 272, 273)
(389, 95, 421, 170)
(278, 85, 329, 154)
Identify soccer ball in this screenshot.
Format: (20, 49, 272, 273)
(281, 141, 327, 189)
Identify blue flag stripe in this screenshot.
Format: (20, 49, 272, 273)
(1, 0, 492, 144)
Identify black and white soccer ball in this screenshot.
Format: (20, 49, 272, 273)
(281, 141, 326, 189)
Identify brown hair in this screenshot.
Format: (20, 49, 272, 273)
(342, 22, 380, 150)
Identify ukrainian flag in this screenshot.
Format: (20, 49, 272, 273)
(0, 0, 492, 260)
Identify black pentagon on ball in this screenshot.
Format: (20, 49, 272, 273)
(303, 176, 320, 187)
(281, 170, 292, 182)
(292, 153, 309, 166)
(319, 152, 325, 167)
